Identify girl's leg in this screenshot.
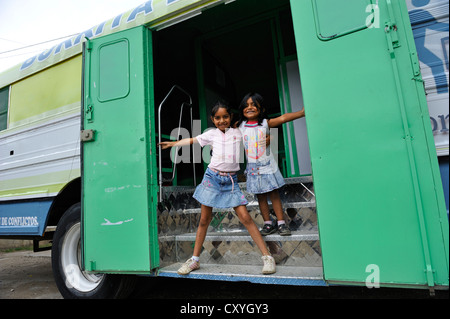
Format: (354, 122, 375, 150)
(234, 205, 270, 256)
(268, 189, 284, 221)
(234, 205, 276, 274)
(269, 189, 291, 236)
(257, 190, 284, 221)
(178, 205, 212, 275)
(256, 193, 271, 222)
(193, 204, 213, 257)
(257, 192, 278, 236)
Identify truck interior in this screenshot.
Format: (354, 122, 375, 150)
(154, 0, 311, 188)
(152, 0, 320, 281)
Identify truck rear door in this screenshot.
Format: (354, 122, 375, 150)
(82, 26, 158, 273)
(290, 0, 448, 289)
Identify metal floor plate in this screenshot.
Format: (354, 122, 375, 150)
(158, 263, 326, 286)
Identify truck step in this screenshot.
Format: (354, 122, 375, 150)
(158, 206, 317, 235)
(158, 263, 326, 286)
(159, 229, 322, 268)
(158, 176, 321, 273)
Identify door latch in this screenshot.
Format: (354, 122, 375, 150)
(85, 104, 94, 123)
(385, 22, 400, 58)
(81, 129, 96, 142)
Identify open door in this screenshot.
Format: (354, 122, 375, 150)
(291, 0, 448, 289)
(82, 26, 158, 273)
(278, 57, 311, 176)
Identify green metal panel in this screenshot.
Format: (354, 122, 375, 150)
(290, 0, 448, 288)
(82, 26, 159, 273)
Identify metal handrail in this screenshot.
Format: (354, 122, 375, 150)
(158, 85, 196, 201)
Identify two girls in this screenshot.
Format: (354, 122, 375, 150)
(160, 95, 305, 275)
(159, 101, 276, 275)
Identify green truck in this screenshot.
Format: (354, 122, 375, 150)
(1, 0, 448, 298)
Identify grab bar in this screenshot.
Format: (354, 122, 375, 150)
(158, 85, 196, 201)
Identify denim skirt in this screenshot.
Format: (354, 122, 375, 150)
(245, 162, 286, 194)
(193, 168, 248, 208)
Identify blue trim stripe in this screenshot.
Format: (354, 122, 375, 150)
(157, 271, 327, 287)
(0, 199, 53, 236)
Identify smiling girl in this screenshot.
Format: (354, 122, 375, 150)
(236, 93, 305, 236)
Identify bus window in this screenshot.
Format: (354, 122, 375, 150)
(8, 55, 81, 128)
(0, 86, 8, 131)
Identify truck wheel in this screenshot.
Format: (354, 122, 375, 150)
(51, 203, 136, 298)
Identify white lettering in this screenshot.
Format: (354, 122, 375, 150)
(224, 304, 269, 314)
(365, 3, 380, 29)
(162, 124, 281, 165)
(180, 303, 215, 316)
(2, 216, 39, 227)
(365, 264, 381, 288)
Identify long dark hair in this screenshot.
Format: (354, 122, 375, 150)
(236, 92, 267, 127)
(210, 100, 232, 117)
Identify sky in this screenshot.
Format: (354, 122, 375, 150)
(0, 0, 146, 73)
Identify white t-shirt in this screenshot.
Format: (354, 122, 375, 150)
(195, 128, 242, 172)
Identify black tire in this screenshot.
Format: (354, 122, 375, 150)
(51, 203, 136, 299)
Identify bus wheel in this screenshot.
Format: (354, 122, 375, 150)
(51, 203, 136, 299)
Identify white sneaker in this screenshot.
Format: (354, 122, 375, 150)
(177, 258, 200, 275)
(261, 255, 276, 275)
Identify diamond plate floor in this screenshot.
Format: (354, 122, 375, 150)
(158, 263, 326, 286)
(157, 177, 323, 284)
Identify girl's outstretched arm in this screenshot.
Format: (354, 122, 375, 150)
(158, 137, 198, 150)
(267, 108, 305, 128)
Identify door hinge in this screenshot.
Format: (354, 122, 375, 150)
(85, 38, 92, 52)
(410, 51, 421, 77)
(425, 265, 436, 297)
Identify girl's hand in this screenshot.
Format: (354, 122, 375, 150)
(268, 108, 305, 128)
(158, 141, 174, 150)
(264, 134, 271, 147)
(158, 137, 197, 150)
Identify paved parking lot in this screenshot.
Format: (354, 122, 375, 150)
(1, 249, 447, 300)
(0, 250, 61, 299)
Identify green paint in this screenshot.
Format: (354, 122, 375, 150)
(291, 0, 448, 288)
(82, 26, 158, 273)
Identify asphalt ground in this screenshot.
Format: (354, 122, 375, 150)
(0, 249, 447, 301)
